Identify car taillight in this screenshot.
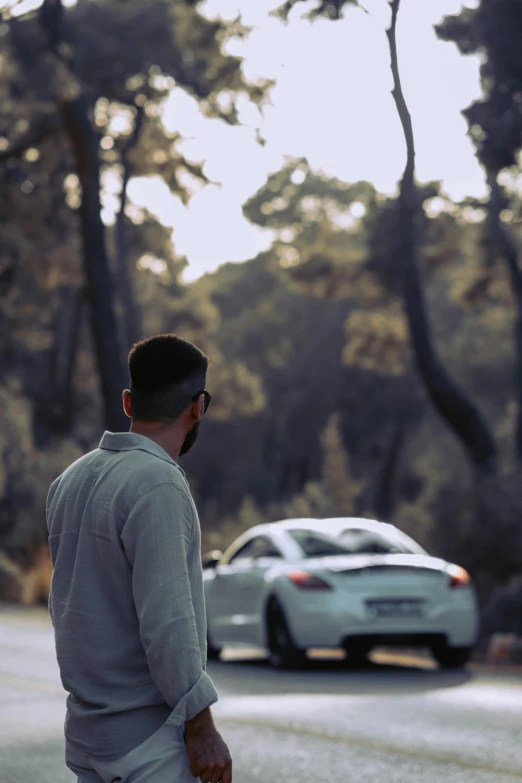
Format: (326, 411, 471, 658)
(448, 564, 471, 588)
(287, 571, 333, 591)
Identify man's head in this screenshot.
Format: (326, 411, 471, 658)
(123, 334, 210, 457)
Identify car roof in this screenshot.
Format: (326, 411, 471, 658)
(272, 517, 426, 554)
(248, 517, 393, 538)
(221, 517, 427, 560)
(275, 517, 387, 534)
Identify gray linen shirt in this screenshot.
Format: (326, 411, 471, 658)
(46, 431, 218, 760)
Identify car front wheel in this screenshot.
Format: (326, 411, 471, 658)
(266, 597, 307, 669)
(206, 625, 222, 661)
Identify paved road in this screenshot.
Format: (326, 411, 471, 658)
(1, 605, 522, 783)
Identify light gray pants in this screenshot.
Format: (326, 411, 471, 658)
(66, 723, 199, 783)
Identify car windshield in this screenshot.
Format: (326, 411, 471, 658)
(289, 528, 416, 558)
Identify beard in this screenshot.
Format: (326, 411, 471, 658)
(179, 421, 200, 456)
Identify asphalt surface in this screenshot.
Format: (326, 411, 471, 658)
(1, 605, 522, 783)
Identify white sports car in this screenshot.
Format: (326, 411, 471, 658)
(203, 517, 479, 669)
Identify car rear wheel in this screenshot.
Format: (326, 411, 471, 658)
(344, 642, 373, 668)
(266, 597, 307, 669)
(432, 644, 472, 669)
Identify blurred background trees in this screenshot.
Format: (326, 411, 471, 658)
(0, 0, 269, 586)
(438, 0, 522, 465)
(1, 0, 522, 639)
(268, 0, 522, 603)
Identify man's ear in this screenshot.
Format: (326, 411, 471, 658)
(190, 394, 204, 423)
(122, 389, 132, 419)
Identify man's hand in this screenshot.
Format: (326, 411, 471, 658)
(185, 708, 232, 783)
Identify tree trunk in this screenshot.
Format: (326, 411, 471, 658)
(114, 108, 144, 350)
(487, 173, 522, 461)
(60, 96, 128, 432)
(37, 0, 127, 431)
(33, 285, 84, 445)
(386, 0, 497, 475)
(52, 285, 84, 432)
(373, 409, 409, 521)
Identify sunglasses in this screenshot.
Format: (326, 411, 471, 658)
(192, 389, 212, 414)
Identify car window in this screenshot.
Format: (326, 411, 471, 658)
(228, 536, 283, 564)
(339, 529, 415, 555)
(289, 529, 412, 558)
(228, 539, 261, 564)
(261, 540, 284, 559)
(289, 530, 356, 558)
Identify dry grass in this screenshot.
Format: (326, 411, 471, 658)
(0, 544, 52, 605)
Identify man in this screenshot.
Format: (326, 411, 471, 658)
(47, 334, 232, 783)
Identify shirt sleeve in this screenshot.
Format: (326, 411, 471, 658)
(121, 481, 218, 724)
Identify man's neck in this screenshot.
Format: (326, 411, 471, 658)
(129, 421, 182, 461)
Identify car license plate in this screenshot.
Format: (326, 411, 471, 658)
(366, 598, 425, 618)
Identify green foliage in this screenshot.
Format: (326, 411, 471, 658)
(437, 0, 522, 174)
(320, 412, 362, 514)
(243, 159, 381, 302)
(205, 411, 362, 551)
(343, 306, 408, 376)
(0, 377, 83, 562)
(276, 0, 365, 22)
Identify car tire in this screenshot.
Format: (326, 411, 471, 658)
(266, 597, 307, 670)
(206, 625, 222, 661)
(432, 644, 472, 669)
(344, 643, 372, 668)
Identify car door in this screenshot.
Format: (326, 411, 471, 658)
(238, 537, 286, 645)
(205, 537, 260, 644)
(206, 536, 284, 645)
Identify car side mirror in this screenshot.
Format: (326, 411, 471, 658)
(202, 550, 223, 570)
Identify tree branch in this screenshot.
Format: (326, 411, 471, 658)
(385, 0, 497, 474)
(386, 0, 415, 186)
(0, 0, 29, 21)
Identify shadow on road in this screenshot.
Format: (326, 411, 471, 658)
(0, 607, 474, 699)
(208, 652, 473, 697)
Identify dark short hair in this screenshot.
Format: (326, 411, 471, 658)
(128, 334, 208, 421)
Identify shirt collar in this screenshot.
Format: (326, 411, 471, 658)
(99, 431, 185, 475)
